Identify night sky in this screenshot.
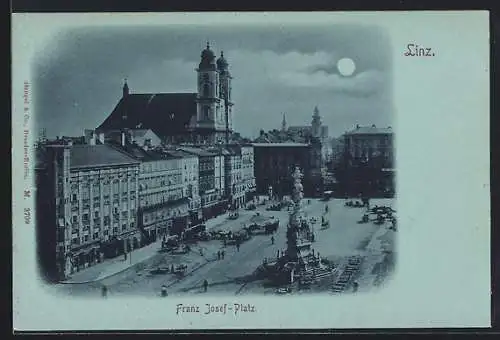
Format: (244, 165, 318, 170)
(33, 24, 394, 139)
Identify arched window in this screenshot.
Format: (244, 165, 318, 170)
(203, 84, 210, 97)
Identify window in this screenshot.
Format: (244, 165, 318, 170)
(203, 84, 210, 97)
(113, 227, 118, 234)
(84, 235, 89, 242)
(72, 194, 77, 202)
(203, 106, 210, 120)
(93, 232, 99, 240)
(82, 213, 89, 223)
(122, 224, 127, 231)
(72, 215, 77, 223)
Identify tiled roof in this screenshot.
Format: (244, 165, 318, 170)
(345, 126, 393, 135)
(70, 144, 140, 169)
(96, 93, 198, 138)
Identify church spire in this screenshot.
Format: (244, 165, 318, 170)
(281, 112, 287, 132)
(122, 78, 129, 98)
(311, 105, 321, 138)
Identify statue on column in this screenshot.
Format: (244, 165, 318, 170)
(286, 167, 305, 262)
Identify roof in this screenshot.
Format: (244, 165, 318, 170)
(168, 150, 198, 159)
(251, 143, 310, 147)
(128, 129, 156, 138)
(178, 146, 217, 157)
(96, 93, 198, 139)
(345, 125, 393, 135)
(110, 143, 184, 162)
(69, 144, 140, 169)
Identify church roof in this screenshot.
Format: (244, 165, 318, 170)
(96, 93, 198, 139)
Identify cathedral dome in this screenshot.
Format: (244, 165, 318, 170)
(217, 51, 229, 70)
(199, 42, 216, 69)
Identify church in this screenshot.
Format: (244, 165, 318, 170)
(96, 42, 234, 145)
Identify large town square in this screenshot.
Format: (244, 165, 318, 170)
(34, 26, 395, 297)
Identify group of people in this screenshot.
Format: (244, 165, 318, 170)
(216, 250, 226, 260)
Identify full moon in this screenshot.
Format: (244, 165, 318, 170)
(337, 58, 356, 77)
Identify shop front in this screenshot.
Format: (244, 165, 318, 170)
(70, 242, 102, 272)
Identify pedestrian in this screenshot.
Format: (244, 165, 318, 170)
(221, 250, 225, 259)
(203, 279, 208, 293)
(101, 285, 108, 298)
(199, 248, 203, 256)
(171, 264, 175, 273)
(353, 281, 359, 293)
(271, 235, 275, 245)
(161, 285, 168, 297)
(217, 250, 221, 260)
(236, 243, 240, 252)
(277, 250, 280, 258)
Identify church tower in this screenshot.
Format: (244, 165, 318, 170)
(311, 106, 322, 138)
(195, 42, 223, 144)
(217, 50, 234, 144)
(281, 113, 287, 132)
(122, 78, 129, 98)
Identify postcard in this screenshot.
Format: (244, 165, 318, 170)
(12, 11, 490, 331)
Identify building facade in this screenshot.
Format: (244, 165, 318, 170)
(36, 142, 141, 281)
(179, 147, 226, 220)
(134, 148, 188, 240)
(170, 150, 201, 222)
(252, 143, 312, 198)
(338, 124, 395, 197)
(241, 144, 257, 203)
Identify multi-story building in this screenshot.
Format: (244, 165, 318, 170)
(339, 124, 395, 196)
(252, 143, 312, 197)
(35, 141, 141, 281)
(178, 146, 226, 220)
(240, 144, 257, 203)
(119, 144, 189, 240)
(344, 124, 394, 166)
(169, 149, 202, 222)
(218, 144, 256, 209)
